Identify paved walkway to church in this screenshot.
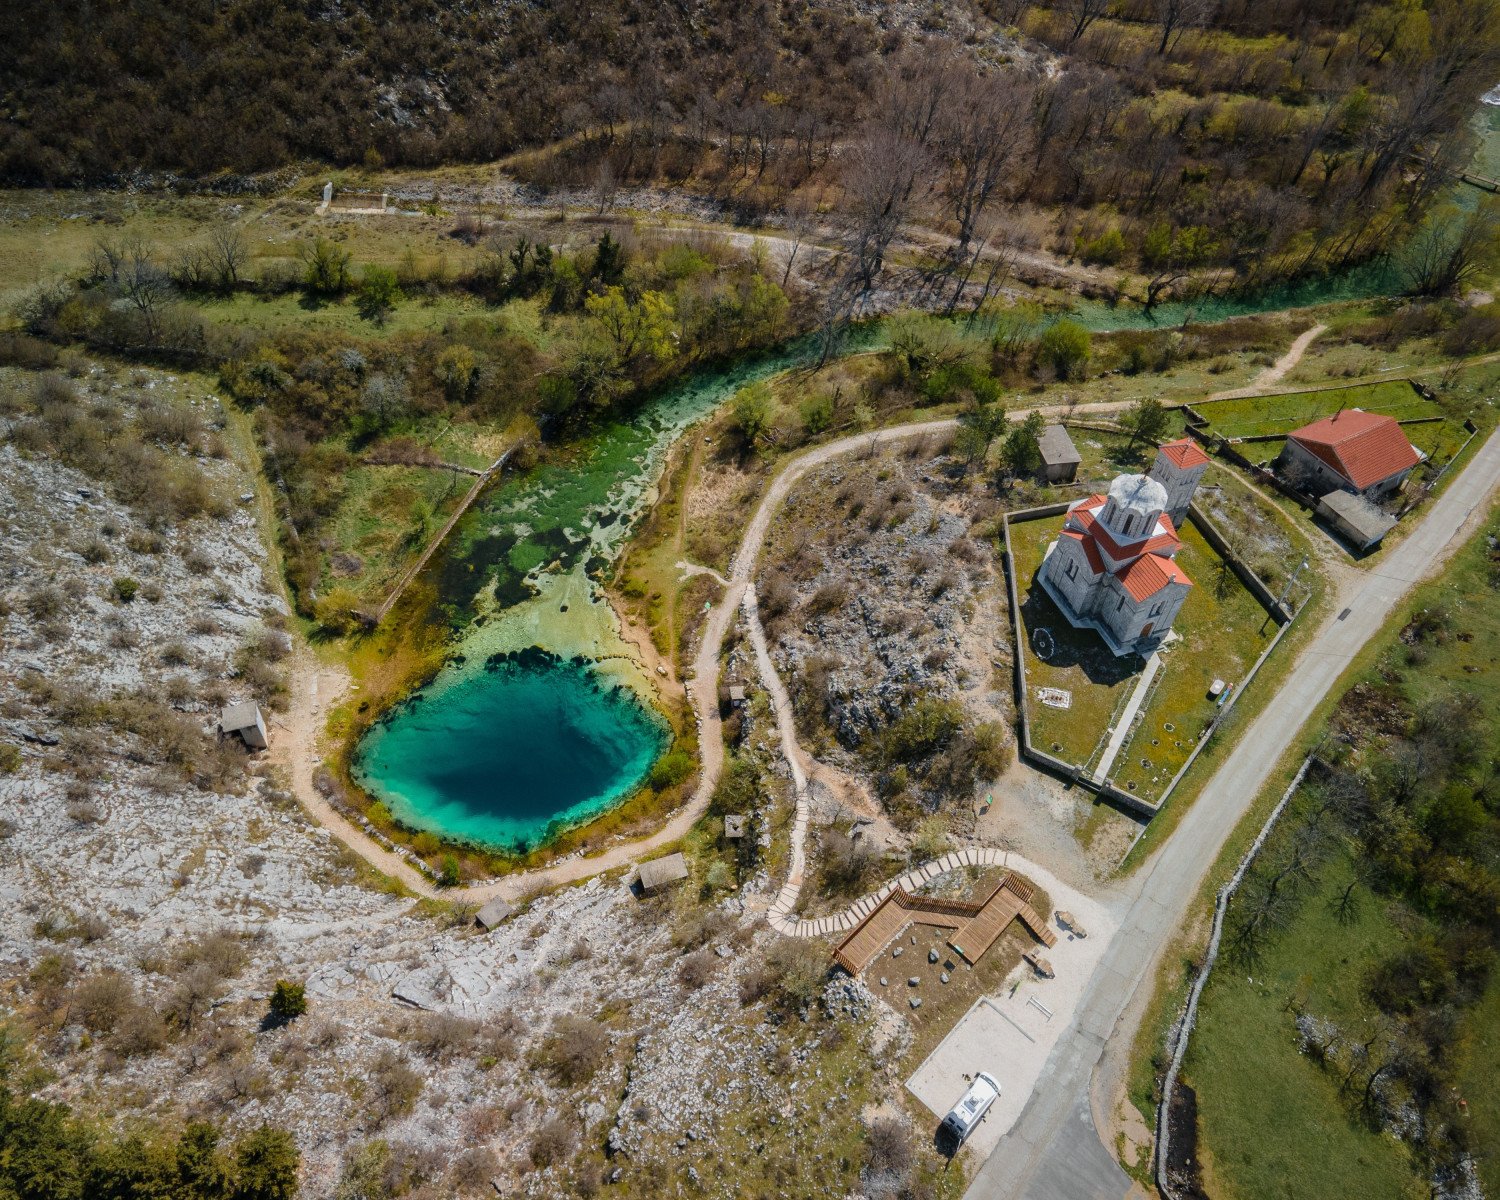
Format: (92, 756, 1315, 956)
(1091, 651, 1162, 783)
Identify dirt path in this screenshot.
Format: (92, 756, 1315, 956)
(274, 394, 1175, 909)
(1208, 322, 1327, 400)
(270, 654, 436, 895)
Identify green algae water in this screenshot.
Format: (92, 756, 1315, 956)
(354, 98, 1500, 851)
(353, 330, 882, 850)
(354, 648, 668, 852)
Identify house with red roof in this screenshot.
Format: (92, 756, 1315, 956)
(1038, 473, 1193, 658)
(1275, 408, 1422, 501)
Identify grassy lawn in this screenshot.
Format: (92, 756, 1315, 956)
(1008, 513, 1144, 767)
(194, 288, 491, 337)
(1008, 512, 1278, 794)
(1171, 507, 1500, 1199)
(321, 463, 470, 605)
(1186, 848, 1427, 1200)
(1110, 521, 1279, 802)
(1191, 379, 1440, 438)
(1459, 971, 1500, 1198)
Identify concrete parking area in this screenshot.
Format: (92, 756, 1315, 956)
(905, 886, 1117, 1158)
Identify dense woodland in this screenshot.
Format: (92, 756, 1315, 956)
(6, 1, 1500, 299)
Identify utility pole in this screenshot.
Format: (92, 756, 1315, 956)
(1268, 556, 1309, 630)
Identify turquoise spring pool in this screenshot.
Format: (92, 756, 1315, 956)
(353, 648, 668, 853)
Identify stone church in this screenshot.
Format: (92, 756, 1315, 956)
(1036, 438, 1209, 657)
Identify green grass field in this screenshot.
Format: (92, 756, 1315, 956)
(1192, 380, 1440, 439)
(1110, 521, 1279, 802)
(322, 464, 470, 604)
(1188, 507, 1500, 1200)
(1008, 515, 1143, 766)
(1009, 513, 1277, 792)
(1187, 849, 1428, 1200)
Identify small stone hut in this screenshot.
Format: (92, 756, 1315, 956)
(1038, 425, 1082, 483)
(637, 852, 689, 893)
(724, 815, 747, 840)
(219, 700, 268, 750)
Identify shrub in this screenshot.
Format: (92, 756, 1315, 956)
(800, 393, 834, 434)
(536, 1016, 609, 1085)
(530, 1117, 576, 1167)
(369, 1049, 423, 1121)
(0, 744, 20, 774)
(1037, 320, 1091, 380)
(268, 980, 308, 1023)
(647, 748, 694, 790)
(112, 577, 139, 602)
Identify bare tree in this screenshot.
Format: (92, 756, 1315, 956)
(940, 67, 1034, 257)
(1153, 0, 1216, 56)
(1061, 0, 1110, 44)
(819, 125, 929, 359)
(779, 193, 817, 289)
(1398, 199, 1500, 296)
(206, 223, 247, 292)
(119, 240, 175, 345)
(593, 158, 618, 216)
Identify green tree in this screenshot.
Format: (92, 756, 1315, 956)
(354, 265, 401, 325)
(439, 855, 461, 887)
(300, 238, 352, 296)
(591, 232, 626, 286)
(799, 393, 834, 435)
(998, 409, 1046, 486)
(433, 344, 478, 403)
(230, 1128, 300, 1200)
(584, 286, 678, 370)
(267, 981, 307, 1025)
(1037, 320, 1091, 380)
(1124, 395, 1171, 447)
(730, 382, 774, 449)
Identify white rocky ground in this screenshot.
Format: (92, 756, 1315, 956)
(0, 361, 908, 1199)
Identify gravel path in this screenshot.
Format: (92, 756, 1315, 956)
(1207, 321, 1327, 401)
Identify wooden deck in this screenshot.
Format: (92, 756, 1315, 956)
(831, 872, 1055, 975)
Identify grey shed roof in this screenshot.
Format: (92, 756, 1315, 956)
(475, 897, 514, 930)
(728, 684, 747, 702)
(220, 701, 263, 731)
(724, 815, 747, 839)
(637, 852, 689, 891)
(1039, 425, 1082, 466)
(1319, 489, 1396, 544)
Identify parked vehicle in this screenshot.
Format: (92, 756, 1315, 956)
(940, 1072, 1001, 1144)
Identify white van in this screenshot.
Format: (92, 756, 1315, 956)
(940, 1072, 1001, 1144)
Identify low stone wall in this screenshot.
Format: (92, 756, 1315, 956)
(1186, 504, 1289, 621)
(1155, 756, 1315, 1200)
(1000, 494, 1298, 823)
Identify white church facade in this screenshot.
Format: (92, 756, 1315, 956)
(1036, 438, 1209, 658)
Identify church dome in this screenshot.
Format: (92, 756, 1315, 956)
(1100, 473, 1167, 538)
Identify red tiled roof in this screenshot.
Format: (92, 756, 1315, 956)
(1071, 506, 1182, 561)
(1059, 529, 1105, 575)
(1118, 553, 1192, 602)
(1157, 437, 1211, 470)
(1287, 410, 1420, 491)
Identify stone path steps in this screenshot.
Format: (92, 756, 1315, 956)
(769, 847, 1017, 938)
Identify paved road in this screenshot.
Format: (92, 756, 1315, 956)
(965, 428, 1500, 1200)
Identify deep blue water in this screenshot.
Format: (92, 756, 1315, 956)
(353, 650, 667, 852)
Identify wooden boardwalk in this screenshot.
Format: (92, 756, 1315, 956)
(832, 872, 1055, 975)
(372, 445, 515, 624)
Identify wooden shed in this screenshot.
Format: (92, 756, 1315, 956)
(219, 700, 268, 750)
(637, 852, 689, 893)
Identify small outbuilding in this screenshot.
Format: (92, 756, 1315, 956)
(724, 814, 747, 840)
(1038, 425, 1082, 484)
(727, 684, 748, 708)
(475, 897, 514, 930)
(220, 700, 268, 750)
(1317, 488, 1397, 551)
(637, 852, 689, 893)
